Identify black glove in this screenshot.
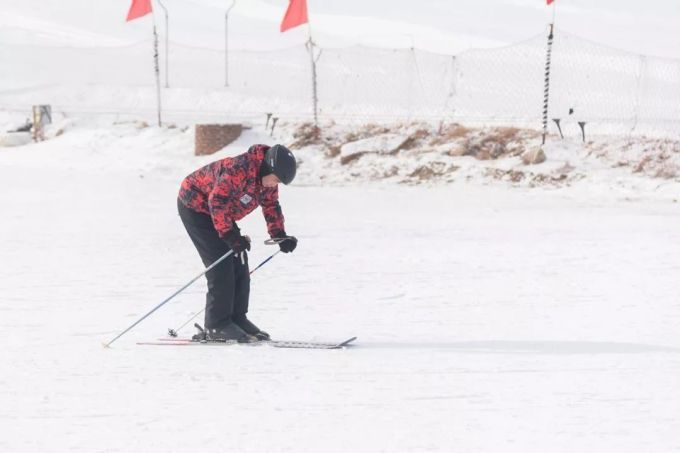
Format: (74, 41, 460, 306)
(224, 229, 251, 253)
(274, 232, 297, 253)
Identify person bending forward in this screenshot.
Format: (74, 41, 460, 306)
(177, 144, 298, 342)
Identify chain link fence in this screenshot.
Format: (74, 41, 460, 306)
(1, 26, 679, 136)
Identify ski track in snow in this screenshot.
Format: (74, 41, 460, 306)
(2, 126, 680, 452)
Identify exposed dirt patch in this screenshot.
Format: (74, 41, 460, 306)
(462, 127, 538, 160)
(290, 122, 322, 148)
(283, 121, 680, 186)
(430, 123, 472, 144)
(408, 162, 458, 181)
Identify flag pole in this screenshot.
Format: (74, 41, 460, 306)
(156, 0, 169, 88)
(151, 1, 163, 126)
(125, 0, 161, 125)
(306, 9, 319, 126)
(552, 0, 557, 25)
(280, 0, 315, 125)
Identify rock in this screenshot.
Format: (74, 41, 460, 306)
(521, 147, 546, 165)
(447, 144, 467, 156)
(340, 152, 367, 165)
(489, 142, 505, 159)
(325, 145, 341, 158)
(0, 132, 32, 147)
(339, 133, 410, 162)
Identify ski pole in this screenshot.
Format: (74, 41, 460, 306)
(167, 250, 281, 337)
(250, 249, 281, 273)
(103, 249, 235, 348)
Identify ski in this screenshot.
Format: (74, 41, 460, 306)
(137, 336, 357, 350)
(268, 336, 357, 349)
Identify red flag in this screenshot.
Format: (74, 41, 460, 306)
(126, 0, 152, 21)
(280, 0, 308, 32)
(547, 0, 555, 4)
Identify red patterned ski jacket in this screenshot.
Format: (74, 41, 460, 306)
(178, 144, 285, 238)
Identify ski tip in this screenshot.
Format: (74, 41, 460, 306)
(338, 336, 358, 347)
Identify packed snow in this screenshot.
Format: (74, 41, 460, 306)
(2, 117, 680, 452)
(2, 1, 680, 452)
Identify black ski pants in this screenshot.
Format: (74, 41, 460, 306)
(177, 198, 250, 330)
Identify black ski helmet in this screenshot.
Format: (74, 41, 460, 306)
(264, 144, 297, 185)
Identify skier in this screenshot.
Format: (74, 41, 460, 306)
(177, 144, 298, 342)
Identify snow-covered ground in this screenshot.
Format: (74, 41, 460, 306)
(2, 1, 680, 451)
(2, 122, 680, 452)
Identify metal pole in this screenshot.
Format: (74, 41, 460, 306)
(307, 37, 319, 126)
(152, 22, 162, 126)
(103, 249, 235, 347)
(156, 0, 169, 88)
(225, 0, 236, 87)
(552, 0, 557, 25)
(541, 24, 554, 145)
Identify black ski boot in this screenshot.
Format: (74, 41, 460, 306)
(233, 314, 270, 341)
(205, 321, 256, 343)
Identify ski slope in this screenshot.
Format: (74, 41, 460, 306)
(1, 124, 680, 452)
(2, 1, 680, 452)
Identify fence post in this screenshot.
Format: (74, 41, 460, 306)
(307, 38, 319, 126)
(541, 24, 555, 145)
(152, 22, 162, 127)
(156, 0, 169, 88)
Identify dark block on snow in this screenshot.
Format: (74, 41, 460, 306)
(195, 124, 242, 156)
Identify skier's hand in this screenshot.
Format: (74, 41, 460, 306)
(224, 230, 251, 253)
(274, 232, 297, 253)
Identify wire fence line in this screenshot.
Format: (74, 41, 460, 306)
(2, 26, 680, 137)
